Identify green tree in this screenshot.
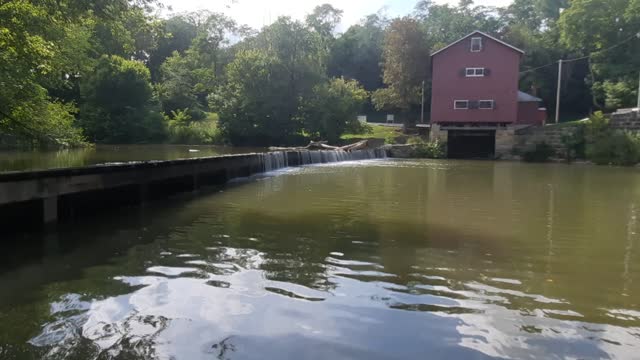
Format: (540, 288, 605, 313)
(157, 51, 207, 119)
(414, 0, 502, 49)
(372, 17, 430, 126)
(558, 0, 640, 110)
(156, 12, 243, 119)
(0, 0, 88, 148)
(148, 16, 199, 81)
(211, 49, 297, 145)
(301, 78, 368, 143)
(306, 4, 343, 65)
(186, 11, 240, 77)
(585, 111, 640, 165)
(79, 55, 165, 143)
(329, 14, 386, 91)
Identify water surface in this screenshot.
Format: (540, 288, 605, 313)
(0, 145, 262, 172)
(1, 159, 639, 359)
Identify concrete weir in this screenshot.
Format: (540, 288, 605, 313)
(0, 149, 386, 229)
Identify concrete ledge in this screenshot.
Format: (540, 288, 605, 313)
(0, 149, 386, 228)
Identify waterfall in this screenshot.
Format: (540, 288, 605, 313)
(261, 148, 386, 172)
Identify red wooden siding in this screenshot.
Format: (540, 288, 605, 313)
(430, 33, 522, 124)
(517, 102, 547, 125)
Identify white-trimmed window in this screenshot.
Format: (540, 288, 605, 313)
(454, 100, 469, 110)
(471, 37, 482, 52)
(479, 100, 494, 109)
(465, 67, 485, 77)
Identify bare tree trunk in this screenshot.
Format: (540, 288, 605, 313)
(269, 140, 369, 152)
(402, 109, 417, 133)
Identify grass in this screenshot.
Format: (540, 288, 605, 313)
(341, 124, 401, 141)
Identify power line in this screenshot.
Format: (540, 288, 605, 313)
(519, 32, 640, 75)
(519, 62, 555, 74)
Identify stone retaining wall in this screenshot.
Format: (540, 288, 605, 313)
(511, 125, 579, 157)
(609, 108, 640, 131)
(495, 128, 516, 158)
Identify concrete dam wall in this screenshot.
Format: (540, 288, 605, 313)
(0, 149, 387, 229)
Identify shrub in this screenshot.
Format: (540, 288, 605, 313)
(584, 111, 640, 166)
(79, 55, 166, 143)
(302, 78, 369, 143)
(166, 109, 222, 144)
(408, 138, 447, 158)
(587, 131, 640, 166)
(522, 142, 555, 162)
(560, 125, 586, 161)
(384, 132, 397, 145)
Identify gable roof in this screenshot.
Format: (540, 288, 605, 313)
(431, 31, 525, 57)
(518, 91, 542, 102)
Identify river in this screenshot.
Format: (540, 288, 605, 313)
(0, 159, 639, 359)
(0, 145, 263, 172)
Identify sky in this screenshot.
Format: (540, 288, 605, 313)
(160, 0, 513, 31)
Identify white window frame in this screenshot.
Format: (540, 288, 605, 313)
(454, 100, 469, 110)
(465, 67, 485, 77)
(478, 100, 495, 110)
(470, 37, 482, 52)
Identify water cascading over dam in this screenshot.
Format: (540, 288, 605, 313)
(261, 148, 387, 172)
(0, 148, 387, 228)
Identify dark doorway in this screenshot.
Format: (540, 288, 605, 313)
(447, 130, 496, 159)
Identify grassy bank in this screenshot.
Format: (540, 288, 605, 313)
(166, 112, 223, 145)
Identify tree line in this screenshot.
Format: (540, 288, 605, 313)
(1, 0, 638, 148)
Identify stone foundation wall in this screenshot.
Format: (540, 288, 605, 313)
(495, 128, 516, 159)
(383, 144, 416, 158)
(511, 109, 639, 157)
(429, 124, 448, 142)
(609, 108, 640, 131)
(512, 125, 579, 157)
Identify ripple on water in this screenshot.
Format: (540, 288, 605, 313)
(146, 266, 201, 277)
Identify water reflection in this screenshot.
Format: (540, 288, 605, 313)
(1, 159, 640, 359)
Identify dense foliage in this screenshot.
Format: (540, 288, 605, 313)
(408, 138, 447, 159)
(585, 112, 640, 165)
(79, 55, 165, 143)
(522, 142, 556, 162)
(372, 17, 430, 126)
(1, 0, 639, 148)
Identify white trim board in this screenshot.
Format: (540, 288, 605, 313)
(431, 31, 525, 57)
(454, 100, 469, 109)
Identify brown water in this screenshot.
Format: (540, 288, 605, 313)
(0, 159, 639, 359)
(0, 145, 262, 172)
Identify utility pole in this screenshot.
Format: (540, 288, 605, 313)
(636, 33, 640, 110)
(637, 71, 640, 110)
(420, 80, 425, 124)
(555, 60, 563, 124)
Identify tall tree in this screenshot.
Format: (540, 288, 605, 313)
(306, 4, 343, 40)
(156, 12, 242, 118)
(250, 17, 326, 122)
(79, 55, 165, 143)
(414, 0, 502, 49)
(329, 14, 386, 91)
(306, 3, 343, 65)
(148, 16, 199, 81)
(301, 78, 368, 143)
(372, 17, 430, 126)
(558, 0, 640, 110)
(211, 49, 296, 145)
